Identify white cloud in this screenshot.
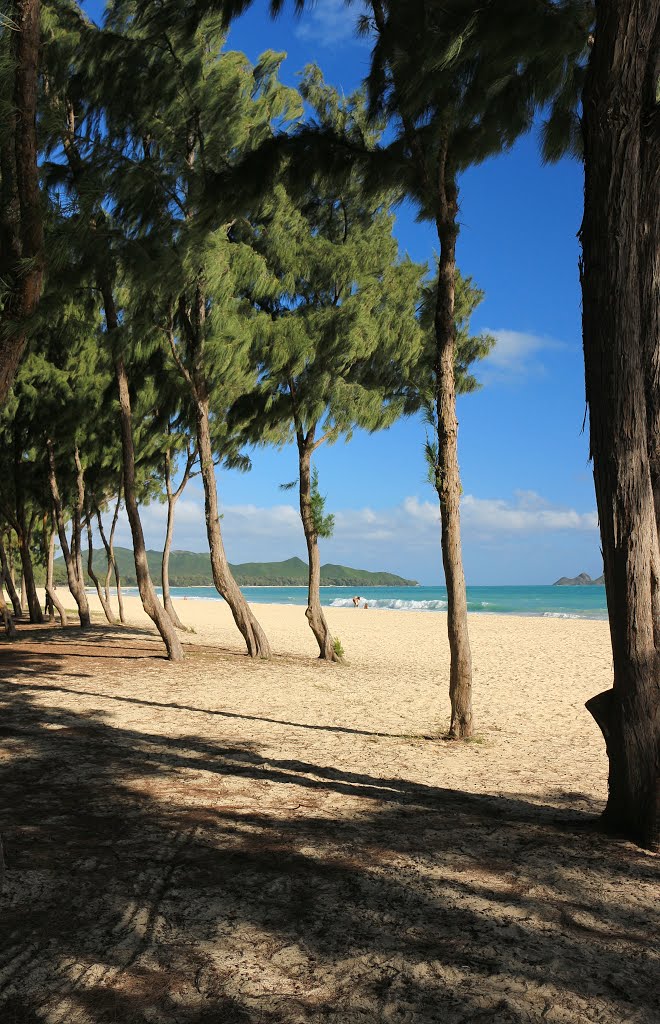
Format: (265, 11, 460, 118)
(480, 328, 565, 380)
(295, 0, 367, 46)
(461, 491, 598, 536)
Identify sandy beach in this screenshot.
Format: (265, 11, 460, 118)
(1, 594, 658, 1023)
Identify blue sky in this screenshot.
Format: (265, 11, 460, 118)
(84, 0, 600, 585)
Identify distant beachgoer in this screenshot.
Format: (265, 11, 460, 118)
(363, 602, 369, 610)
(352, 595, 360, 608)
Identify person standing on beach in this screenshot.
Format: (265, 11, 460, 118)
(352, 595, 361, 608)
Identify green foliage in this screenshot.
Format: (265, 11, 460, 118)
(333, 636, 345, 660)
(310, 467, 335, 540)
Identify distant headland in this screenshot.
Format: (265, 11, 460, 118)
(55, 549, 418, 588)
(553, 572, 605, 586)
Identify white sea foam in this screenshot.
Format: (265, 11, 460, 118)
(330, 597, 448, 611)
(542, 611, 582, 619)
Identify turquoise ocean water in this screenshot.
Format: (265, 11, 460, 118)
(148, 584, 608, 620)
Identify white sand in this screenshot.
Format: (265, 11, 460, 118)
(1, 592, 658, 1024)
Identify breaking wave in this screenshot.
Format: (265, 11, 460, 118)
(330, 597, 449, 611)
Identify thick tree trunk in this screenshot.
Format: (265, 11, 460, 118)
(0, 536, 22, 618)
(298, 440, 338, 661)
(641, 19, 660, 546)
(195, 396, 270, 658)
(46, 440, 91, 628)
(434, 168, 473, 740)
(85, 512, 117, 624)
(114, 355, 184, 661)
(44, 521, 67, 627)
(0, 570, 16, 638)
(581, 0, 660, 849)
(0, 0, 44, 403)
(162, 447, 185, 630)
(96, 494, 125, 623)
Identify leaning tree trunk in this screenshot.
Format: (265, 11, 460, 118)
(46, 441, 91, 628)
(0, 570, 16, 638)
(581, 0, 660, 850)
(44, 520, 67, 627)
(298, 441, 338, 661)
(96, 494, 125, 623)
(85, 512, 116, 624)
(114, 355, 184, 661)
(0, 0, 44, 403)
(195, 395, 271, 658)
(161, 447, 186, 630)
(0, 536, 22, 618)
(434, 162, 473, 740)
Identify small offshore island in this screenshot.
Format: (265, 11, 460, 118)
(553, 571, 605, 586)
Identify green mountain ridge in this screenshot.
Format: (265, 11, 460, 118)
(55, 549, 418, 588)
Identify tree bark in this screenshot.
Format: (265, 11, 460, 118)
(0, 535, 22, 618)
(0, 569, 16, 638)
(85, 510, 117, 624)
(581, 0, 660, 849)
(46, 440, 91, 628)
(434, 160, 473, 740)
(44, 518, 67, 627)
(16, 512, 42, 625)
(641, 18, 660, 548)
(195, 395, 271, 658)
(297, 435, 339, 661)
(114, 354, 184, 661)
(0, 0, 44, 403)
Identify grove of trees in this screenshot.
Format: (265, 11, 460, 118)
(0, 0, 658, 850)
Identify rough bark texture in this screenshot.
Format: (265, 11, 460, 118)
(641, 19, 660, 545)
(195, 396, 271, 659)
(434, 163, 473, 740)
(114, 355, 184, 661)
(298, 437, 338, 661)
(85, 512, 117, 624)
(44, 521, 67, 627)
(0, 0, 44, 403)
(46, 441, 91, 629)
(581, 0, 660, 849)
(0, 570, 16, 638)
(0, 535, 22, 618)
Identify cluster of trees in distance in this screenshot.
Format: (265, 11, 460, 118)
(0, 0, 658, 850)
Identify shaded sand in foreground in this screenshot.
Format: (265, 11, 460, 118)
(0, 595, 658, 1023)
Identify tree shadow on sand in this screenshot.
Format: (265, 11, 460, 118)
(0, 649, 658, 1024)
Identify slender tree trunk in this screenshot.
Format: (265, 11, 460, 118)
(0, 569, 16, 638)
(581, 0, 660, 850)
(85, 512, 117, 624)
(298, 438, 338, 661)
(16, 515, 42, 625)
(46, 440, 91, 628)
(44, 519, 67, 627)
(96, 493, 125, 623)
(0, 0, 44, 402)
(195, 395, 271, 658)
(434, 162, 473, 740)
(0, 536, 22, 618)
(114, 355, 184, 660)
(161, 447, 186, 630)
